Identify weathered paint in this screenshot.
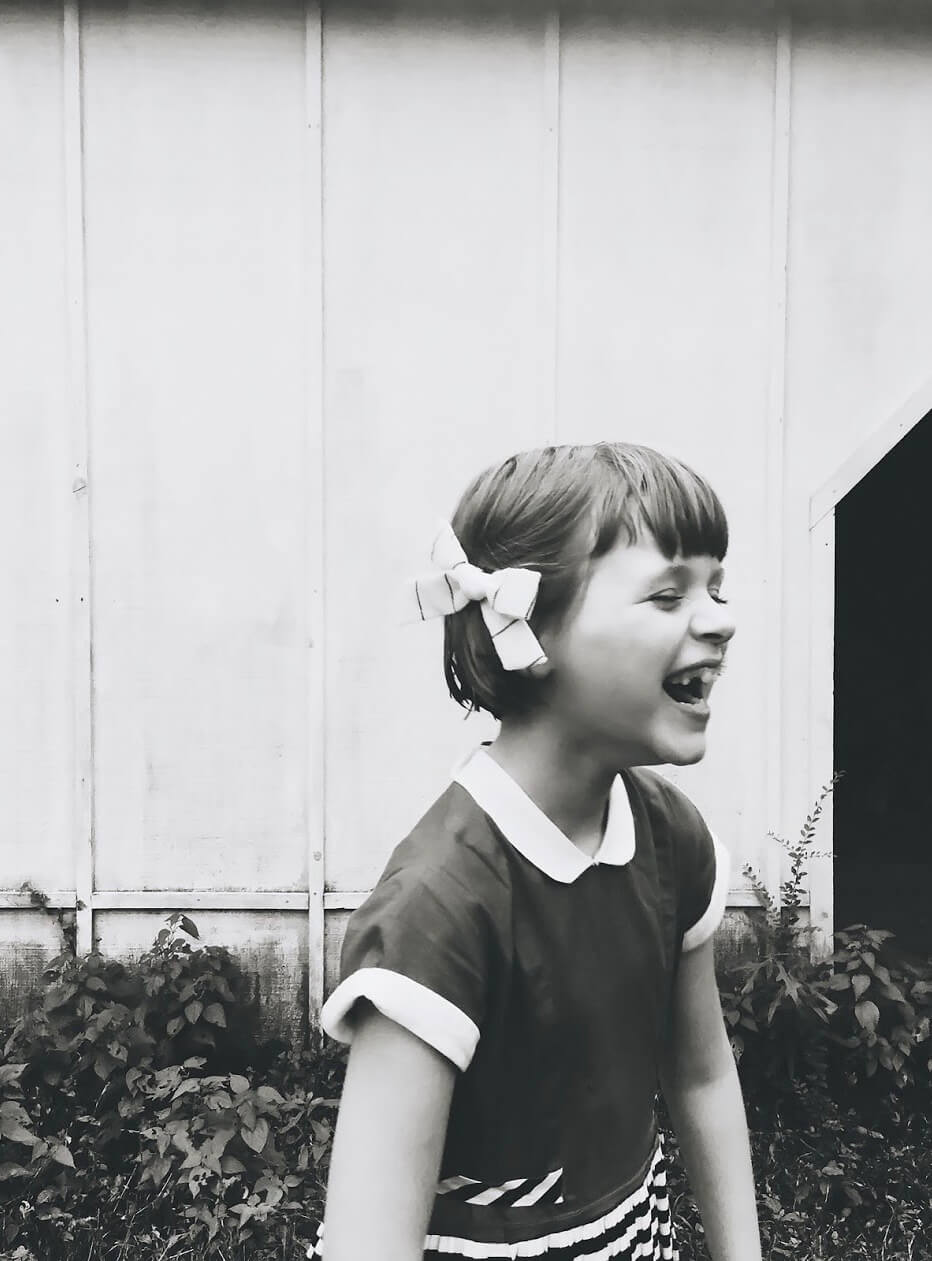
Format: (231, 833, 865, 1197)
(3, 2, 932, 1023)
(96, 910, 310, 1043)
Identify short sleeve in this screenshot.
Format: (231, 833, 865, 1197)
(680, 828, 731, 953)
(320, 859, 492, 1072)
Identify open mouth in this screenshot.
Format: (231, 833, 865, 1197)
(662, 665, 720, 707)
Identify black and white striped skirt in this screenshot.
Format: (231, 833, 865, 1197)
(309, 1138, 677, 1260)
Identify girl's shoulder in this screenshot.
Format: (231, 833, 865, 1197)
(625, 767, 728, 952)
(622, 765, 710, 839)
(377, 780, 513, 906)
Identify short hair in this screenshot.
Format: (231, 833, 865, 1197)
(443, 442, 728, 719)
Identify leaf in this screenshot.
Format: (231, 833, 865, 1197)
(242, 1117, 269, 1153)
(229, 1074, 250, 1096)
(51, 1145, 74, 1169)
(0, 1103, 30, 1124)
(0, 1162, 30, 1180)
(0, 1122, 38, 1147)
(828, 973, 851, 990)
(203, 1003, 226, 1027)
(167, 1016, 185, 1037)
(256, 1085, 284, 1104)
(882, 982, 907, 1004)
(185, 1001, 203, 1025)
(221, 1154, 246, 1175)
(856, 1000, 881, 1033)
(178, 916, 200, 939)
(852, 974, 871, 999)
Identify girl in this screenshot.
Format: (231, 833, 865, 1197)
(313, 443, 761, 1261)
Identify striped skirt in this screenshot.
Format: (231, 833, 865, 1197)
(309, 1139, 677, 1260)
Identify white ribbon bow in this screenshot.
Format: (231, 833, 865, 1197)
(406, 523, 547, 671)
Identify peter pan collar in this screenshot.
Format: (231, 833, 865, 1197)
(453, 747, 636, 883)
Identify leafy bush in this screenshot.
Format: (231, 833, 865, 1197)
(0, 914, 345, 1259)
(708, 778, 932, 1258)
(666, 1108, 932, 1261)
(719, 777, 932, 1128)
(4, 818, 932, 1261)
(826, 925, 932, 1130)
(719, 779, 840, 1126)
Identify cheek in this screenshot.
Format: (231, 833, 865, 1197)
(558, 625, 665, 699)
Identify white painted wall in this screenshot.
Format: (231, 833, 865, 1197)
(3, 0, 932, 1030)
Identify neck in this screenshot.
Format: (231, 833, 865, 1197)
(488, 716, 619, 852)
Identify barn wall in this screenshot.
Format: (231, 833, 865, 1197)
(781, 12, 932, 934)
(3, 0, 931, 1031)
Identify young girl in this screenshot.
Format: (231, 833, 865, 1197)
(313, 443, 761, 1261)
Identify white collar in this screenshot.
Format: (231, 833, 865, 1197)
(453, 748, 636, 883)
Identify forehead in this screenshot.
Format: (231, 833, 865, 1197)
(592, 537, 724, 586)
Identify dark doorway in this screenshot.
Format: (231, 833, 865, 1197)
(834, 410, 932, 955)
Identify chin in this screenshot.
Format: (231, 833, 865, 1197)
(654, 734, 708, 766)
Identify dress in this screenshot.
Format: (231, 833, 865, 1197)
(312, 748, 729, 1260)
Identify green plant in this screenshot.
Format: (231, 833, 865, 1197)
(0, 914, 346, 1258)
(719, 781, 840, 1125)
(722, 775, 932, 1136)
(17, 882, 83, 958)
(825, 926, 932, 1128)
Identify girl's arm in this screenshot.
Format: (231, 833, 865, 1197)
(659, 938, 762, 1261)
(322, 1002, 456, 1261)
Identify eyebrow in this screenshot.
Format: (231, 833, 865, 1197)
(650, 561, 725, 585)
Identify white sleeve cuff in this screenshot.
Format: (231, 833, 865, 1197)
(320, 967, 480, 1071)
(681, 831, 730, 952)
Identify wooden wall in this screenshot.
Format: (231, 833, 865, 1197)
(3, 0, 932, 1034)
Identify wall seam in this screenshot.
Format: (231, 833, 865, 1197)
(63, 0, 95, 955)
(542, 9, 561, 443)
(764, 4, 792, 906)
(305, 0, 327, 1024)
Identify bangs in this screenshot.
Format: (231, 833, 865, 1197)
(591, 444, 729, 562)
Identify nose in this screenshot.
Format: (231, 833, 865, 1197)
(690, 594, 736, 646)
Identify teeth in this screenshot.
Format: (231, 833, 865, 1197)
(669, 665, 717, 684)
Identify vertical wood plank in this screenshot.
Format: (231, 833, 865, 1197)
(540, 9, 561, 443)
(322, 10, 552, 893)
(765, 7, 792, 902)
(808, 508, 835, 954)
(81, 7, 309, 895)
(0, 5, 73, 891)
(305, 0, 326, 1021)
(63, 0, 94, 955)
(557, 13, 775, 871)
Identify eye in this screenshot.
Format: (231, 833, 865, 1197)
(650, 591, 684, 608)
(709, 589, 729, 606)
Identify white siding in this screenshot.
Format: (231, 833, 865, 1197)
(3, 1, 932, 1028)
(0, 6, 72, 893)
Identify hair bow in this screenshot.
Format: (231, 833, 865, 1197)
(406, 523, 547, 671)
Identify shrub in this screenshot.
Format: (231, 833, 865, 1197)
(825, 925, 932, 1129)
(719, 780, 839, 1127)
(0, 914, 346, 1259)
(4, 833, 932, 1260)
(707, 778, 932, 1258)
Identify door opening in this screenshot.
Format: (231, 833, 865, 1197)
(834, 410, 932, 955)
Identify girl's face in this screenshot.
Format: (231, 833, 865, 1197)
(537, 535, 736, 767)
